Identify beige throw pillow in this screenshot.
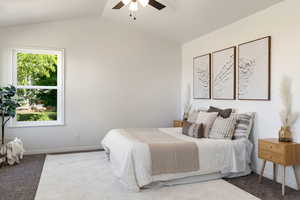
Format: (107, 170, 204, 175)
(187, 111, 199, 123)
(195, 112, 218, 138)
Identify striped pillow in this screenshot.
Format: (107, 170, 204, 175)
(182, 121, 205, 138)
(234, 113, 255, 139)
(209, 116, 237, 139)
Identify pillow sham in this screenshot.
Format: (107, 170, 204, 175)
(209, 116, 237, 139)
(195, 112, 218, 138)
(187, 107, 209, 123)
(187, 111, 199, 123)
(182, 121, 205, 138)
(234, 112, 255, 139)
(207, 106, 232, 118)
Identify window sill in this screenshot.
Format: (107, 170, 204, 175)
(9, 121, 64, 128)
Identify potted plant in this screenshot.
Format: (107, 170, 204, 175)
(0, 85, 20, 145)
(279, 76, 299, 142)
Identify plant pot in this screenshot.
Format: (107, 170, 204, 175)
(279, 126, 293, 142)
(0, 138, 25, 167)
(183, 112, 189, 121)
(0, 144, 6, 166)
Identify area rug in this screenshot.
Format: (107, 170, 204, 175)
(35, 152, 260, 200)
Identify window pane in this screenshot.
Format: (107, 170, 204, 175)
(17, 53, 58, 86)
(16, 89, 57, 122)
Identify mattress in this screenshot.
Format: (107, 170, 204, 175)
(101, 127, 253, 191)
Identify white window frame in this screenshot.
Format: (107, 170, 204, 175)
(10, 48, 65, 127)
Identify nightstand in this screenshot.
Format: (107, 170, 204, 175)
(258, 138, 300, 196)
(173, 120, 184, 127)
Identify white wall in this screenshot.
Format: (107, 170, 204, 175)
(182, 0, 300, 189)
(0, 17, 181, 154)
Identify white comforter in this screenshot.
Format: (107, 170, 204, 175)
(101, 128, 253, 191)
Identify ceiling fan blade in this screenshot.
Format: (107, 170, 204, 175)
(112, 1, 125, 9)
(149, 0, 166, 10)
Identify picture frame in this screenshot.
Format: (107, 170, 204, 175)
(238, 36, 271, 100)
(211, 46, 236, 100)
(193, 53, 211, 99)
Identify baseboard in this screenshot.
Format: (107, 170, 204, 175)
(24, 145, 102, 155)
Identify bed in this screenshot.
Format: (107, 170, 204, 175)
(101, 127, 253, 191)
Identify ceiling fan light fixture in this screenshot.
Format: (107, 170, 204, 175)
(112, 0, 166, 15)
(138, 0, 149, 7)
(129, 1, 138, 12)
(121, 0, 131, 5)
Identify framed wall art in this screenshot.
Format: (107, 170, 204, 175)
(212, 46, 236, 100)
(238, 36, 271, 100)
(193, 53, 211, 99)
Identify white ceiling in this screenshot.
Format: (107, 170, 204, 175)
(0, 0, 283, 43)
(0, 0, 107, 27)
(103, 0, 283, 43)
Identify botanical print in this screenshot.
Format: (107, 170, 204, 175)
(212, 47, 235, 99)
(238, 37, 270, 100)
(238, 58, 255, 96)
(193, 54, 210, 99)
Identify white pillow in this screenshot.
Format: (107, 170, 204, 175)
(196, 111, 218, 138)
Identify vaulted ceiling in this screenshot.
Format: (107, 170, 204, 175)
(0, 0, 283, 43)
(0, 0, 107, 27)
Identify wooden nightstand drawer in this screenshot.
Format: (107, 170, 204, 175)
(259, 150, 284, 164)
(173, 120, 184, 127)
(259, 140, 284, 154)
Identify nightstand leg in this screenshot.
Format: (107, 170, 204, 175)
(259, 160, 267, 183)
(282, 166, 286, 196)
(273, 163, 277, 182)
(293, 166, 300, 190)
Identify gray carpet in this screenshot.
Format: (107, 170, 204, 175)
(0, 154, 299, 200)
(225, 174, 300, 200)
(0, 154, 45, 200)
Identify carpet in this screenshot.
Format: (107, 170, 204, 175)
(0, 154, 45, 200)
(35, 152, 260, 200)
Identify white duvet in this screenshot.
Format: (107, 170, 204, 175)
(101, 128, 253, 191)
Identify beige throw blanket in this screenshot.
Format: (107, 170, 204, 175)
(121, 129, 199, 176)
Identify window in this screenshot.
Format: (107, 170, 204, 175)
(11, 48, 64, 127)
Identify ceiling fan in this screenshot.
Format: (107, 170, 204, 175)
(112, 0, 166, 19)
